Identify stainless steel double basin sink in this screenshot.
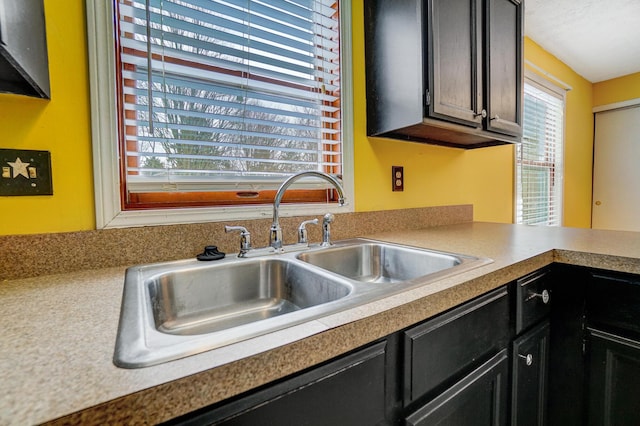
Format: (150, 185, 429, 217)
(114, 239, 492, 368)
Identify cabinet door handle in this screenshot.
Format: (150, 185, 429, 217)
(518, 353, 534, 366)
(526, 289, 550, 304)
(490, 114, 500, 121)
(474, 109, 487, 118)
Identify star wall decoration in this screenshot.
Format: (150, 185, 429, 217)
(0, 149, 53, 196)
(7, 157, 31, 179)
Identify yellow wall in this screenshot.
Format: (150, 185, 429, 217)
(0, 0, 94, 235)
(593, 72, 640, 107)
(0, 1, 605, 235)
(524, 38, 594, 228)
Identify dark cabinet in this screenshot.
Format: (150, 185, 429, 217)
(587, 329, 640, 426)
(403, 286, 510, 404)
(585, 270, 640, 426)
(485, 0, 523, 136)
(364, 0, 523, 148)
(512, 268, 551, 426)
(548, 266, 640, 426)
(403, 286, 510, 425)
(515, 268, 551, 334)
(546, 264, 588, 425)
(586, 270, 640, 338)
(166, 342, 388, 425)
(406, 350, 509, 426)
(512, 321, 550, 426)
(0, 0, 50, 98)
(426, 0, 483, 128)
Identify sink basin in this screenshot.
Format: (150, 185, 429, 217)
(114, 257, 354, 368)
(114, 238, 491, 368)
(150, 258, 351, 336)
(297, 242, 462, 283)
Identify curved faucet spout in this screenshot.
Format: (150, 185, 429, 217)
(270, 171, 345, 249)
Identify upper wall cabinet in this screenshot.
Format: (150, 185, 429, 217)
(364, 0, 523, 148)
(0, 0, 50, 98)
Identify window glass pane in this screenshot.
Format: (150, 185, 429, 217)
(117, 0, 342, 203)
(516, 79, 564, 226)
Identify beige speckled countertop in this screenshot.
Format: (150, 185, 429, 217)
(2, 222, 640, 425)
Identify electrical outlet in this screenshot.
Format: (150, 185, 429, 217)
(0, 149, 53, 196)
(392, 166, 404, 192)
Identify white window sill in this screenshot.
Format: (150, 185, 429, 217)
(100, 202, 353, 229)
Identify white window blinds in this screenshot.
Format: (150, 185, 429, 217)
(117, 0, 342, 194)
(516, 77, 565, 226)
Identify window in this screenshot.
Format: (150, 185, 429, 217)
(516, 73, 565, 226)
(86, 0, 353, 228)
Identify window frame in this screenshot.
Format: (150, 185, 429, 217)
(86, 0, 354, 229)
(514, 70, 567, 226)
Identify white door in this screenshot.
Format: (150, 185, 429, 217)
(592, 105, 640, 231)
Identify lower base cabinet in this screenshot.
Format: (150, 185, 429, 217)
(406, 350, 509, 426)
(585, 269, 640, 426)
(511, 321, 550, 426)
(403, 286, 510, 425)
(587, 329, 640, 426)
(166, 342, 388, 425)
(403, 287, 510, 405)
(549, 266, 640, 425)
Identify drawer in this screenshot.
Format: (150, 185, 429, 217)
(587, 270, 640, 338)
(516, 268, 551, 334)
(403, 286, 510, 404)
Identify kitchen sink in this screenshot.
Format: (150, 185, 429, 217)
(150, 258, 352, 336)
(114, 239, 492, 368)
(297, 242, 462, 283)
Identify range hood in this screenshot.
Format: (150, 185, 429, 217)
(0, 0, 50, 98)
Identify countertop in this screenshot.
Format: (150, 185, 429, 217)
(1, 222, 640, 425)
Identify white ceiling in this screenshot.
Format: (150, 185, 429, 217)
(524, 0, 640, 83)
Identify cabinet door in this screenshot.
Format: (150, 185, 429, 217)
(587, 329, 640, 426)
(172, 342, 388, 426)
(426, 0, 483, 127)
(512, 321, 550, 426)
(364, 0, 424, 136)
(485, 0, 522, 136)
(406, 350, 509, 426)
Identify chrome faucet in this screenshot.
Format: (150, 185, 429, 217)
(270, 171, 345, 249)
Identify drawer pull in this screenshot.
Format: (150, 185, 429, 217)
(526, 289, 550, 304)
(518, 353, 534, 366)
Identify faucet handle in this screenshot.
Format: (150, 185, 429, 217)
(297, 218, 318, 244)
(225, 225, 251, 255)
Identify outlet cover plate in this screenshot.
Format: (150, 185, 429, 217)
(392, 166, 404, 192)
